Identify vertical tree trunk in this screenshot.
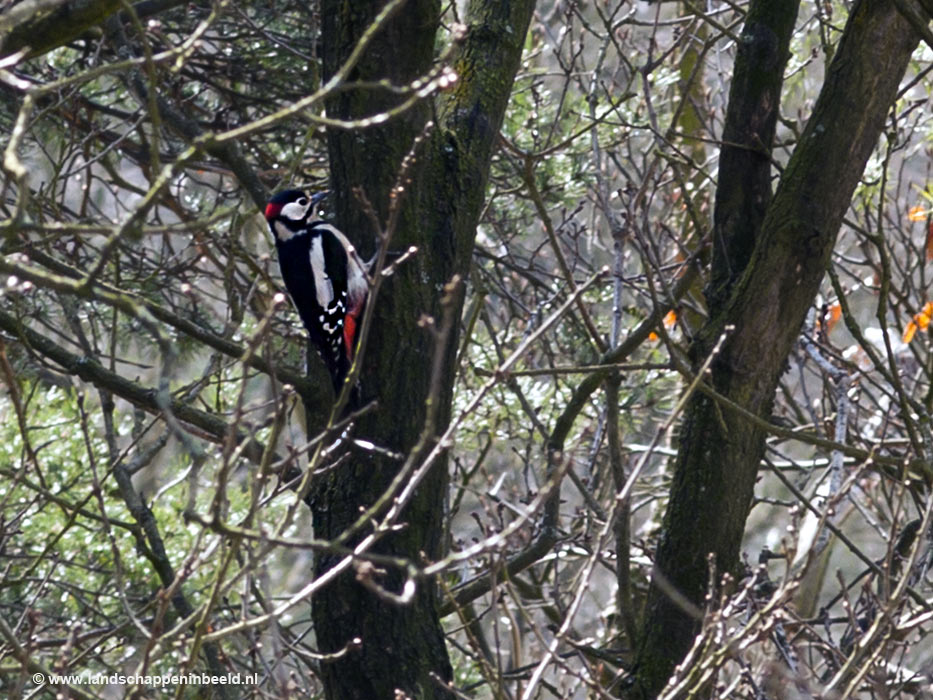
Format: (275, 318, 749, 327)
(705, 1, 799, 310)
(633, 2, 922, 696)
(310, 2, 536, 698)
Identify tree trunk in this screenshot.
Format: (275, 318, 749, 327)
(632, 2, 922, 697)
(705, 1, 799, 310)
(309, 2, 536, 698)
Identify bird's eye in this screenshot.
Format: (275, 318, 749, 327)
(297, 198, 309, 206)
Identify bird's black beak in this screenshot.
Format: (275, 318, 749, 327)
(311, 191, 330, 205)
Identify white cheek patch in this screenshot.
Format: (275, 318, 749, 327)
(280, 200, 310, 221)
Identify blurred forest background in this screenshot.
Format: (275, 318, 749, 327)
(2, 0, 933, 698)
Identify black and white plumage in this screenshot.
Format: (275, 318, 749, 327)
(264, 189, 369, 394)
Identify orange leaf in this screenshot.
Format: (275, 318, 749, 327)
(903, 301, 933, 343)
(826, 303, 842, 333)
(919, 302, 933, 329)
(650, 310, 678, 342)
(908, 205, 927, 222)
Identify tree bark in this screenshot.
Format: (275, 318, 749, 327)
(0, 0, 187, 59)
(310, 1, 535, 698)
(1, 0, 119, 58)
(706, 1, 799, 308)
(632, 2, 922, 697)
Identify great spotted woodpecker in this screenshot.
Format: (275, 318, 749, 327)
(264, 189, 369, 394)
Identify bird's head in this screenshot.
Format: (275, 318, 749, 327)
(264, 189, 328, 242)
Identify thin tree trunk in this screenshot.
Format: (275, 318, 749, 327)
(632, 2, 922, 697)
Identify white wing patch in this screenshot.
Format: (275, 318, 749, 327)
(309, 236, 335, 308)
(316, 223, 368, 312)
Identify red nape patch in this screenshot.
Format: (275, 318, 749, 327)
(264, 203, 282, 219)
(343, 315, 357, 360)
